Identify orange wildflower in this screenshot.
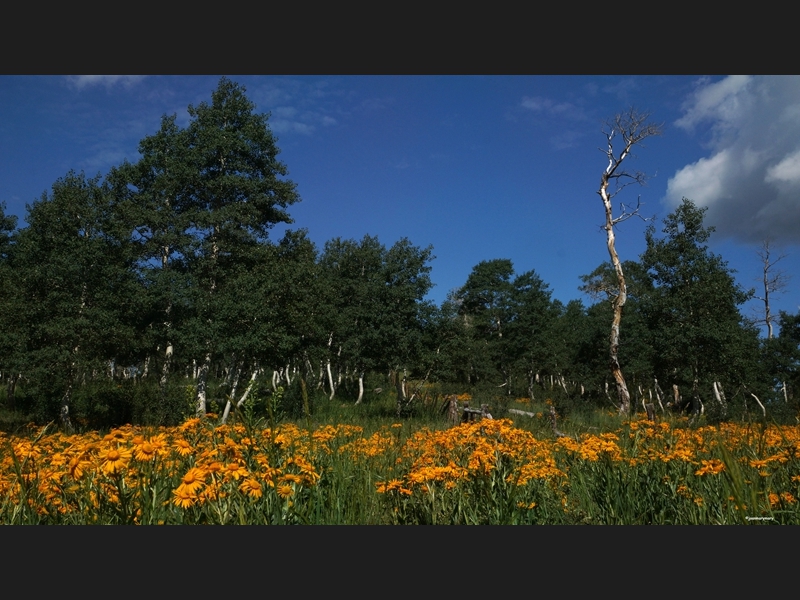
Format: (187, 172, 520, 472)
(98, 446, 132, 475)
(223, 462, 249, 480)
(173, 438, 193, 456)
(277, 484, 294, 499)
(178, 467, 207, 495)
(68, 454, 92, 479)
(172, 486, 197, 509)
(695, 459, 725, 476)
(239, 477, 263, 499)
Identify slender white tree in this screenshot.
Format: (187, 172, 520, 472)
(753, 240, 790, 339)
(597, 108, 662, 415)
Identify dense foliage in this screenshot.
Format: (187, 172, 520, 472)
(0, 80, 797, 430)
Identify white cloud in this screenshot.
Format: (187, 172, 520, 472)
(268, 105, 338, 136)
(66, 75, 146, 90)
(601, 78, 638, 103)
(668, 149, 731, 207)
(270, 119, 315, 135)
(520, 96, 585, 121)
(666, 76, 800, 244)
(765, 149, 800, 185)
(250, 79, 344, 137)
(675, 75, 753, 132)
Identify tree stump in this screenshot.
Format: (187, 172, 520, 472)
(442, 395, 460, 425)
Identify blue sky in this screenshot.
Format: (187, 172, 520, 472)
(1, 75, 798, 334)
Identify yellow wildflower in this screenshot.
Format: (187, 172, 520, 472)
(178, 467, 207, 495)
(239, 477, 263, 499)
(172, 487, 197, 509)
(98, 446, 132, 475)
(277, 484, 294, 499)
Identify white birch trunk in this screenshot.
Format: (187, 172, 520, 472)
(236, 368, 259, 408)
(221, 365, 259, 424)
(712, 381, 727, 417)
(749, 391, 767, 418)
(228, 363, 242, 405)
(394, 371, 407, 418)
(356, 372, 365, 405)
(195, 352, 212, 416)
(60, 382, 74, 432)
(595, 111, 660, 415)
(326, 359, 335, 401)
(653, 378, 665, 413)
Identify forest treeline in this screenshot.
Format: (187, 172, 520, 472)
(0, 78, 798, 429)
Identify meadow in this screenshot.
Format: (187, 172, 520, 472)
(2, 392, 799, 525)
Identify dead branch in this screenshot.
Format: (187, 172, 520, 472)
(752, 240, 790, 339)
(597, 108, 662, 416)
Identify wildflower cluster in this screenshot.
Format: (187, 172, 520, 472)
(0, 420, 359, 524)
(1, 414, 799, 524)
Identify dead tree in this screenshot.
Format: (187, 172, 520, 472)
(443, 394, 460, 425)
(753, 240, 790, 339)
(597, 108, 662, 416)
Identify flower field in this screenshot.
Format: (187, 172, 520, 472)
(2, 412, 799, 524)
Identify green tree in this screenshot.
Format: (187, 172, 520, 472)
(183, 78, 300, 414)
(217, 228, 323, 422)
(504, 269, 560, 398)
(13, 172, 140, 427)
(0, 202, 20, 408)
(318, 235, 385, 402)
(109, 77, 300, 415)
(639, 198, 758, 414)
(453, 260, 561, 398)
(418, 293, 473, 389)
(318, 235, 434, 408)
(106, 113, 195, 393)
(454, 259, 515, 388)
(763, 310, 800, 406)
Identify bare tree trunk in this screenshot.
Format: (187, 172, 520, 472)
(221, 364, 259, 424)
(754, 240, 789, 339)
(599, 178, 631, 415)
(558, 375, 569, 396)
(691, 365, 704, 417)
(160, 303, 173, 390)
(672, 384, 681, 411)
(394, 370, 407, 418)
(195, 352, 212, 416)
(60, 381, 74, 432)
(236, 367, 260, 408)
(712, 381, 728, 419)
(597, 109, 661, 416)
(749, 390, 767, 418)
(324, 332, 337, 400)
(326, 359, 335, 401)
(653, 378, 665, 413)
(355, 372, 365, 405)
(228, 362, 242, 405)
